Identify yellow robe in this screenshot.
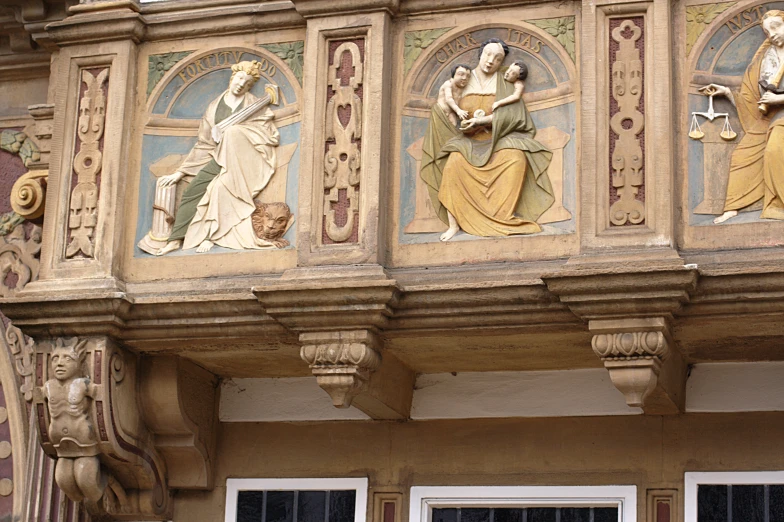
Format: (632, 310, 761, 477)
(723, 41, 784, 219)
(439, 94, 543, 236)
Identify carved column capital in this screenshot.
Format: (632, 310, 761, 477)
(300, 330, 382, 409)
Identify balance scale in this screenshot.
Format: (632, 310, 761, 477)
(689, 90, 737, 141)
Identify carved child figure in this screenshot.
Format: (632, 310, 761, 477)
(491, 60, 528, 112)
(437, 64, 472, 126)
(251, 202, 294, 248)
(42, 338, 128, 511)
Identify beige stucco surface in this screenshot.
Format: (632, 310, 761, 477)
(175, 413, 784, 521)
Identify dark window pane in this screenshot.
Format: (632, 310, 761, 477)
(732, 485, 764, 522)
(527, 508, 556, 522)
(593, 508, 618, 522)
(237, 491, 265, 522)
(770, 486, 784, 522)
(494, 509, 524, 522)
(433, 509, 458, 522)
(267, 492, 295, 522)
(561, 508, 590, 522)
(462, 509, 490, 522)
(698, 485, 728, 522)
(329, 490, 356, 522)
(299, 491, 327, 522)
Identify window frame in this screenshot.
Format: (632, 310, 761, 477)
(684, 471, 784, 522)
(225, 477, 369, 522)
(409, 485, 638, 522)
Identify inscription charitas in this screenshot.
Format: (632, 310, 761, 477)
(434, 30, 545, 63)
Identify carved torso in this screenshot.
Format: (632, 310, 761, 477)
(44, 377, 99, 456)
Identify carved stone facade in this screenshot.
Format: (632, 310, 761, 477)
(1, 0, 784, 520)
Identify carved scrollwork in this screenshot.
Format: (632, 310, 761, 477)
(66, 68, 108, 259)
(5, 323, 35, 402)
(323, 41, 364, 244)
(591, 331, 668, 360)
(11, 169, 47, 220)
(0, 220, 41, 297)
(609, 18, 646, 226)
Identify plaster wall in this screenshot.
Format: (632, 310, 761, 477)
(174, 412, 784, 522)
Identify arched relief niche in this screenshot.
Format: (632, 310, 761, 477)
(686, 1, 784, 235)
(135, 47, 302, 257)
(398, 24, 578, 244)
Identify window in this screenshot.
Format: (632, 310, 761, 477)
(409, 486, 637, 522)
(685, 471, 784, 522)
(225, 478, 369, 522)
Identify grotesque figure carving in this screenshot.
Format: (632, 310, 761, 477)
(251, 202, 293, 248)
(41, 338, 128, 511)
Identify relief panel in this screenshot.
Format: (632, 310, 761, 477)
(135, 46, 302, 258)
(397, 23, 578, 250)
(686, 1, 784, 242)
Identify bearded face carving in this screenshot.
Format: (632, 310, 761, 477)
(251, 202, 294, 248)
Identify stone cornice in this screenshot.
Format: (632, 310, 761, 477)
(290, 0, 398, 18)
(4, 259, 784, 376)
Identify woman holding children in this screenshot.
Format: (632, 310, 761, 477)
(420, 38, 555, 241)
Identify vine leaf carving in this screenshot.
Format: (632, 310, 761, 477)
(685, 2, 736, 56)
(261, 41, 305, 84)
(147, 51, 193, 96)
(0, 129, 40, 167)
(529, 17, 576, 62)
(403, 27, 454, 75)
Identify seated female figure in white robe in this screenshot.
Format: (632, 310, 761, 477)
(182, 101, 279, 252)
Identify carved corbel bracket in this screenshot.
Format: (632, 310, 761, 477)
(256, 265, 414, 419)
(31, 336, 172, 519)
(301, 330, 382, 409)
(543, 267, 696, 414)
(590, 318, 686, 414)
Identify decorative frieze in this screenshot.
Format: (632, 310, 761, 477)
(322, 39, 365, 245)
(609, 18, 645, 226)
(66, 68, 108, 259)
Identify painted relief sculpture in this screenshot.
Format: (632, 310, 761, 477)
(38, 338, 128, 511)
(701, 10, 784, 224)
(420, 38, 555, 241)
(139, 60, 284, 255)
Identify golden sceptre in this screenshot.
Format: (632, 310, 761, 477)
(759, 61, 784, 114)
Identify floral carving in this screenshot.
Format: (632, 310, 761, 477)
(530, 17, 576, 62)
(403, 28, 453, 75)
(261, 42, 305, 84)
(686, 2, 736, 55)
(0, 221, 41, 297)
(0, 129, 40, 168)
(147, 51, 192, 95)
